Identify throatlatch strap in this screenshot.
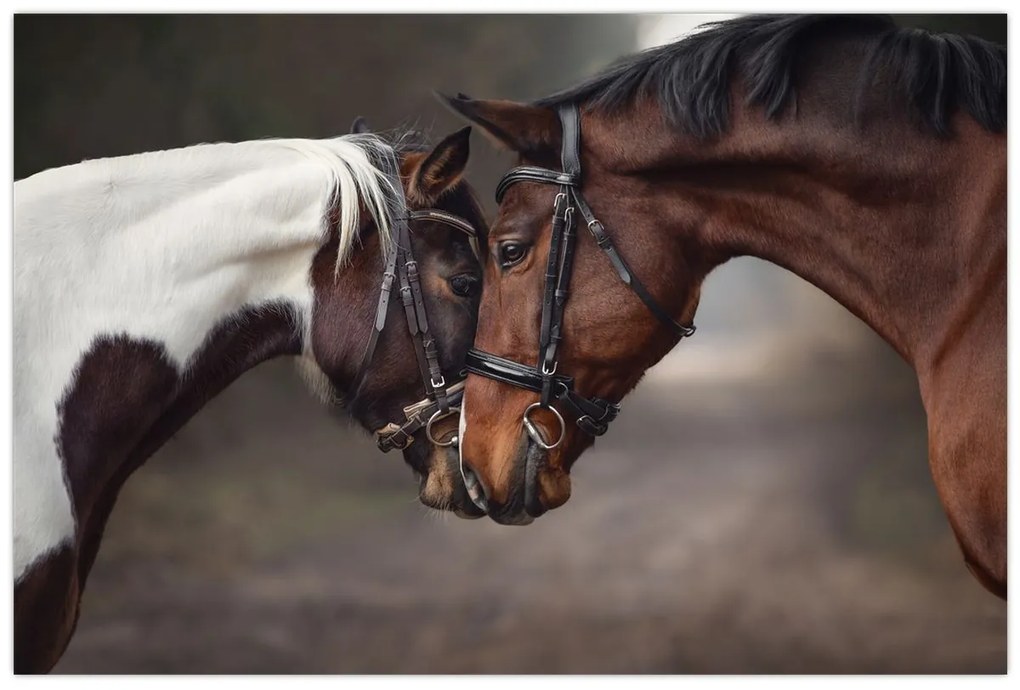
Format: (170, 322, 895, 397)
(562, 103, 695, 340)
(578, 205, 696, 339)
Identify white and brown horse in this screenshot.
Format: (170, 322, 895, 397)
(13, 125, 487, 672)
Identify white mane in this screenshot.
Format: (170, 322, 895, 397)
(274, 134, 403, 272)
(12, 134, 404, 582)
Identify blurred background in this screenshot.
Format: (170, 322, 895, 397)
(15, 13, 1006, 673)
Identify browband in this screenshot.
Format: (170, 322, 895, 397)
(406, 209, 477, 238)
(496, 168, 578, 203)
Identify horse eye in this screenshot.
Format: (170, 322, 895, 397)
(499, 241, 529, 268)
(450, 274, 480, 298)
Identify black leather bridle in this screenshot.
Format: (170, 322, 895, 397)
(464, 103, 695, 450)
(351, 207, 481, 453)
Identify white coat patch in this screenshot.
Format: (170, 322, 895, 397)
(13, 136, 401, 581)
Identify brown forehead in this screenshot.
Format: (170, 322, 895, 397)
(490, 182, 556, 242)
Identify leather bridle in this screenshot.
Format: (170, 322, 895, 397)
(351, 207, 481, 453)
(464, 103, 695, 450)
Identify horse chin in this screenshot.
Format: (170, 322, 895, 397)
(452, 506, 485, 520)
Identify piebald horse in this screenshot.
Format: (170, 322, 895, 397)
(13, 123, 487, 672)
(445, 15, 1006, 598)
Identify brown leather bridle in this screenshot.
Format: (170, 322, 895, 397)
(350, 208, 481, 452)
(464, 103, 696, 451)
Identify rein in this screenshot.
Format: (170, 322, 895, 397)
(465, 103, 695, 450)
(350, 208, 480, 452)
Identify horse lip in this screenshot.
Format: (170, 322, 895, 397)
(453, 506, 486, 520)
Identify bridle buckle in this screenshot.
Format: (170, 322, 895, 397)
(587, 219, 611, 247)
(576, 415, 608, 436)
(376, 423, 414, 452)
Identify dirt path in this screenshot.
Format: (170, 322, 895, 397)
(54, 362, 1005, 673)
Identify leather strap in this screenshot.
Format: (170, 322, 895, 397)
(406, 209, 477, 238)
(465, 349, 617, 437)
(348, 195, 480, 452)
(467, 102, 695, 439)
(578, 204, 696, 338)
(350, 217, 404, 396)
(537, 194, 570, 405)
(549, 200, 577, 370)
(560, 103, 582, 176)
(496, 168, 577, 203)
(376, 381, 466, 452)
(466, 349, 572, 394)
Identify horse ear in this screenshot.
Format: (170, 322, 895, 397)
(408, 126, 471, 205)
(350, 116, 371, 135)
(436, 92, 560, 161)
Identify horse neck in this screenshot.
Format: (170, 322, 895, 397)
(16, 141, 345, 369)
(14, 143, 367, 575)
(69, 302, 304, 592)
(594, 102, 1005, 371)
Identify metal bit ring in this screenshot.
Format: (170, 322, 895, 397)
(426, 407, 461, 447)
(523, 402, 565, 450)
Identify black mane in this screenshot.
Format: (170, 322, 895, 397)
(535, 14, 1006, 138)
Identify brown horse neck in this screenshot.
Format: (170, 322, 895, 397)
(591, 102, 1005, 371)
(714, 122, 1000, 372)
(590, 98, 1006, 598)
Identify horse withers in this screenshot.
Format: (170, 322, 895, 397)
(13, 123, 487, 672)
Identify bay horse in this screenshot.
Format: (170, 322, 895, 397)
(444, 15, 1006, 598)
(13, 122, 488, 672)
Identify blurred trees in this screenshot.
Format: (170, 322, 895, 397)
(14, 15, 636, 191)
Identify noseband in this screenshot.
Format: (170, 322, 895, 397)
(351, 207, 480, 453)
(465, 103, 695, 449)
